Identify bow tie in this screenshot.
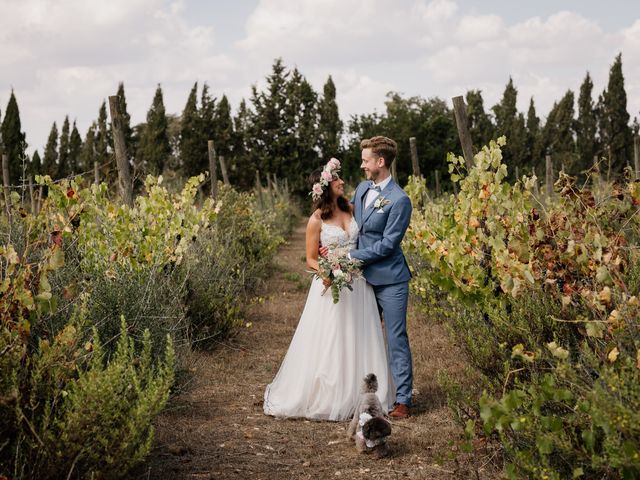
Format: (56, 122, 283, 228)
(368, 184, 381, 192)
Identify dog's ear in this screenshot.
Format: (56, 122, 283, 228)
(362, 417, 391, 440)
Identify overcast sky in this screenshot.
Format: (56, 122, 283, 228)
(1, 0, 639, 155)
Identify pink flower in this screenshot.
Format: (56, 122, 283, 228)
(329, 158, 340, 169)
(321, 170, 333, 183)
(312, 183, 323, 196)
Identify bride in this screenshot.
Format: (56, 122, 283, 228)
(263, 158, 394, 421)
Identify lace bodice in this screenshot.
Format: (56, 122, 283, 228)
(320, 217, 358, 250)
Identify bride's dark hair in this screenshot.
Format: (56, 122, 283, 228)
(308, 168, 351, 220)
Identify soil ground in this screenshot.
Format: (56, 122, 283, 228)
(135, 221, 501, 479)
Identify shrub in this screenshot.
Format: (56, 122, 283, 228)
(406, 139, 640, 478)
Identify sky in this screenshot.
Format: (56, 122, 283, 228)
(1, 0, 639, 155)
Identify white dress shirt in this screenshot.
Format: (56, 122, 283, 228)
(364, 175, 392, 208)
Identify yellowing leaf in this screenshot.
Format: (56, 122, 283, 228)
(597, 287, 612, 305)
(585, 321, 604, 338)
(49, 247, 65, 270)
(547, 341, 569, 360)
(607, 347, 619, 363)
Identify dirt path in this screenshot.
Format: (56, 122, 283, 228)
(138, 221, 499, 479)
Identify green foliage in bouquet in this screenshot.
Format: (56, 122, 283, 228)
(405, 138, 640, 478)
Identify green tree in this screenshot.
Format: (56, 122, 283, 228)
(79, 123, 96, 175)
(214, 95, 233, 159)
(543, 90, 576, 172)
(576, 72, 598, 173)
(247, 58, 292, 183)
(229, 99, 253, 189)
(525, 98, 544, 171)
(30, 150, 41, 177)
(466, 90, 494, 151)
(42, 122, 59, 178)
(286, 68, 319, 186)
(95, 101, 112, 180)
(58, 116, 70, 178)
(492, 78, 526, 170)
(600, 53, 633, 173)
(116, 82, 135, 161)
(318, 75, 343, 159)
(68, 120, 82, 175)
(1, 90, 26, 184)
(346, 93, 458, 187)
(137, 85, 171, 176)
(180, 82, 205, 178)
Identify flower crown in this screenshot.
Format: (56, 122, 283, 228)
(310, 157, 341, 201)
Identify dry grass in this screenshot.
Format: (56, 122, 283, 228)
(132, 221, 502, 480)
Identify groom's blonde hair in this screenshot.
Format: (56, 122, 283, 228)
(360, 136, 397, 168)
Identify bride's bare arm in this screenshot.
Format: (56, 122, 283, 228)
(305, 212, 322, 271)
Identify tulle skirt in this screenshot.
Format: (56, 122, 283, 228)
(264, 277, 395, 421)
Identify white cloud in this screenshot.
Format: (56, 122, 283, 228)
(0, 0, 639, 156)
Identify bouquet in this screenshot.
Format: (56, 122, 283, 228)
(314, 247, 362, 303)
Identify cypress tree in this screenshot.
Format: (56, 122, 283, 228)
(214, 95, 233, 159)
(525, 98, 543, 169)
(68, 120, 82, 175)
(180, 82, 204, 178)
(600, 53, 633, 173)
(1, 90, 26, 185)
(492, 78, 525, 167)
(199, 83, 216, 142)
(230, 99, 252, 189)
(58, 116, 70, 178)
(137, 85, 171, 175)
(318, 75, 343, 159)
(543, 90, 576, 172)
(466, 90, 494, 151)
(116, 82, 134, 160)
(30, 150, 41, 177)
(42, 122, 59, 178)
(95, 101, 111, 178)
(79, 123, 97, 174)
(576, 72, 598, 173)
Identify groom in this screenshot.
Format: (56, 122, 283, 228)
(349, 136, 413, 419)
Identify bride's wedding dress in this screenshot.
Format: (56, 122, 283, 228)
(264, 216, 394, 421)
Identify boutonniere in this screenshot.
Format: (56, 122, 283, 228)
(373, 196, 390, 212)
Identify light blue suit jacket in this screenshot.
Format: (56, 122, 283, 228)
(350, 178, 412, 286)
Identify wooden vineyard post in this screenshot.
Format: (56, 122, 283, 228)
(435, 170, 441, 197)
(255, 170, 264, 209)
(94, 161, 99, 185)
(409, 137, 420, 177)
(532, 168, 539, 196)
(545, 155, 553, 200)
(452, 96, 474, 170)
(208, 140, 218, 199)
(2, 153, 10, 216)
(219, 155, 230, 186)
(108, 95, 133, 206)
(634, 136, 640, 180)
(28, 176, 35, 214)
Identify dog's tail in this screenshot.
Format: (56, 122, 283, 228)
(362, 373, 378, 393)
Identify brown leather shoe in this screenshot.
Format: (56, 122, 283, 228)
(389, 403, 410, 419)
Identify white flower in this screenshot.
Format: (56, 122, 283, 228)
(332, 269, 345, 279)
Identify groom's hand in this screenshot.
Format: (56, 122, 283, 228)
(319, 246, 329, 257)
(322, 277, 331, 288)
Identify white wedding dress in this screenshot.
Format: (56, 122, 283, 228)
(263, 217, 395, 421)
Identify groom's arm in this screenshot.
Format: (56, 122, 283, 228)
(350, 196, 411, 266)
